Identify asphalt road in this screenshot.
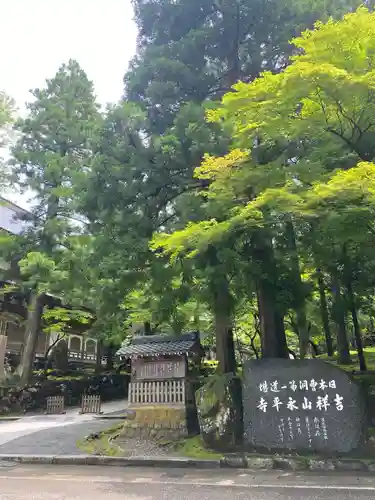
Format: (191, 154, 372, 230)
(0, 400, 126, 454)
(0, 464, 375, 499)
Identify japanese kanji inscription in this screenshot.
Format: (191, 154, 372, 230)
(242, 359, 366, 454)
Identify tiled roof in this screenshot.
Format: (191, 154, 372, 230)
(0, 197, 29, 235)
(116, 332, 202, 359)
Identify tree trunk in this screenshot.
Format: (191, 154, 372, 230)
(257, 282, 288, 358)
(211, 267, 243, 445)
(309, 340, 319, 357)
(285, 220, 309, 358)
(317, 269, 334, 357)
(213, 282, 234, 374)
(95, 339, 103, 373)
(106, 343, 114, 371)
(43, 334, 64, 374)
(251, 229, 288, 359)
(275, 312, 289, 358)
(144, 321, 152, 335)
(345, 273, 367, 372)
(17, 292, 45, 387)
(206, 245, 236, 374)
(331, 275, 351, 365)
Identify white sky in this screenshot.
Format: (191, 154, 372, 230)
(1, 0, 137, 208)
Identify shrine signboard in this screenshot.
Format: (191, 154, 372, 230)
(242, 359, 367, 454)
(132, 358, 186, 381)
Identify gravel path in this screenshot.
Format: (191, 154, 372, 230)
(115, 436, 173, 457)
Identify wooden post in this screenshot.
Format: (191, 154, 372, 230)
(0, 335, 7, 381)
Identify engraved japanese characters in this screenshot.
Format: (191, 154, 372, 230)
(242, 359, 367, 453)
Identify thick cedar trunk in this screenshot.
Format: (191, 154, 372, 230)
(213, 279, 235, 374)
(331, 274, 351, 365)
(212, 269, 243, 445)
(317, 269, 334, 357)
(206, 246, 237, 374)
(285, 220, 309, 358)
(18, 193, 60, 386)
(256, 281, 288, 358)
(252, 230, 288, 359)
(17, 292, 45, 387)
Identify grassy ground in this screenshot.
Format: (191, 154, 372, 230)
(318, 347, 375, 372)
(168, 436, 223, 460)
(77, 424, 223, 460)
(76, 423, 123, 456)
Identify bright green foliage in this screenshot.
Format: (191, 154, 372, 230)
(154, 8, 375, 246)
(42, 306, 93, 336)
(209, 7, 375, 159)
(151, 7, 375, 363)
(7, 1, 375, 371)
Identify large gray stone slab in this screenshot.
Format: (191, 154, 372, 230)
(242, 359, 367, 454)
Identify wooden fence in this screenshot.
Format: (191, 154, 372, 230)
(80, 394, 102, 414)
(129, 379, 186, 406)
(45, 395, 65, 414)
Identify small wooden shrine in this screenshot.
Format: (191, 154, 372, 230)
(116, 332, 203, 438)
(118, 332, 203, 407)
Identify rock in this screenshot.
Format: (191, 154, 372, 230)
(221, 455, 246, 468)
(195, 374, 241, 451)
(242, 359, 367, 454)
(245, 456, 274, 470)
(273, 457, 307, 471)
(309, 459, 336, 471)
(366, 461, 375, 472)
(335, 460, 367, 471)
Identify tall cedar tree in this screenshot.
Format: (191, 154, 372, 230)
(123, 0, 362, 367)
(10, 60, 100, 386)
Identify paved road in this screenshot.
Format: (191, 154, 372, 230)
(0, 401, 126, 454)
(0, 464, 374, 499)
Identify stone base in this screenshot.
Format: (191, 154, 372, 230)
(121, 405, 188, 440)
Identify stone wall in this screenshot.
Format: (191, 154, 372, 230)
(121, 405, 188, 440)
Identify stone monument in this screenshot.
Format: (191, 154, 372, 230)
(242, 359, 367, 454)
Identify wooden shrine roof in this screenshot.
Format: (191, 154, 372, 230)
(116, 332, 203, 359)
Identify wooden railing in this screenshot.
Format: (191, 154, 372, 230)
(68, 350, 96, 361)
(129, 379, 186, 406)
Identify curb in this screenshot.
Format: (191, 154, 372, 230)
(0, 454, 374, 472)
(94, 415, 128, 420)
(223, 455, 375, 472)
(0, 455, 222, 469)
